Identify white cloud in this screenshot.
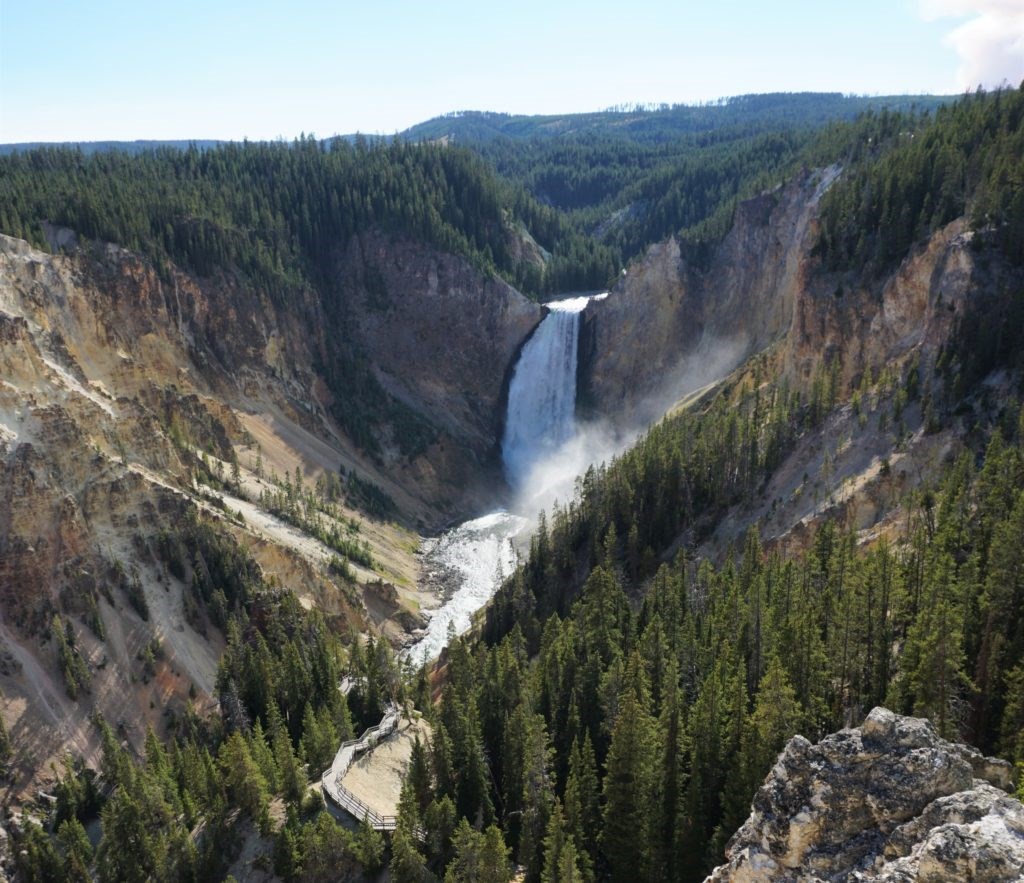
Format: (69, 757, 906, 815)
(919, 0, 1024, 91)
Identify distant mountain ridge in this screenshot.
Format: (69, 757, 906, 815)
(400, 92, 955, 144)
(0, 92, 955, 155)
(0, 139, 224, 156)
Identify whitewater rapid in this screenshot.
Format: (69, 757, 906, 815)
(404, 292, 606, 665)
(404, 511, 527, 666)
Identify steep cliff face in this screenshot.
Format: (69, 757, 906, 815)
(334, 231, 542, 502)
(782, 217, 976, 397)
(579, 164, 981, 426)
(0, 229, 538, 795)
(576, 166, 1015, 564)
(580, 168, 838, 423)
(707, 708, 1023, 882)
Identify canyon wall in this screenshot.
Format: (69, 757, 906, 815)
(579, 165, 984, 425)
(0, 229, 540, 795)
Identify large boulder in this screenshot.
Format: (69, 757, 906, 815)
(707, 707, 1023, 882)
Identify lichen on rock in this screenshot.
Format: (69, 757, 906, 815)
(706, 707, 1024, 882)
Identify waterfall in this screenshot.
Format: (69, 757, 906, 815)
(502, 295, 597, 488)
(406, 292, 605, 665)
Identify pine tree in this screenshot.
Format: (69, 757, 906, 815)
(300, 703, 336, 774)
(481, 826, 514, 883)
(273, 725, 306, 802)
(540, 798, 569, 883)
(14, 820, 64, 883)
(1000, 662, 1024, 764)
(274, 823, 301, 879)
(716, 655, 802, 859)
(298, 813, 357, 879)
(353, 817, 386, 873)
(219, 731, 271, 831)
(56, 819, 93, 883)
(96, 786, 159, 883)
(446, 819, 512, 883)
(563, 734, 599, 877)
(905, 552, 972, 737)
(601, 686, 656, 882)
(408, 733, 434, 814)
(742, 655, 803, 783)
(453, 702, 494, 826)
(501, 705, 528, 850)
(432, 722, 457, 803)
(556, 839, 588, 883)
(249, 718, 279, 794)
(423, 796, 458, 869)
(650, 657, 689, 882)
(518, 713, 555, 882)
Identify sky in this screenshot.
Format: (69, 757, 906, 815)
(1, 0, 1022, 143)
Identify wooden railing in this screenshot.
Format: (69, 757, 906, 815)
(321, 701, 401, 830)
(323, 778, 399, 830)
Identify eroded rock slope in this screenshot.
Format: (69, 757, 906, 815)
(0, 229, 539, 796)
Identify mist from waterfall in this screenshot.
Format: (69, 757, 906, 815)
(406, 292, 606, 664)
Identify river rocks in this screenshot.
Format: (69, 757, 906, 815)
(706, 708, 1024, 882)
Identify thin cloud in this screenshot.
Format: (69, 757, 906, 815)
(919, 0, 1024, 91)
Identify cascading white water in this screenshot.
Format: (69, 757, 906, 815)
(405, 292, 606, 664)
(404, 510, 525, 666)
(502, 295, 597, 489)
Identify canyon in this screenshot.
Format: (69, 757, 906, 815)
(1, 145, 1022, 880)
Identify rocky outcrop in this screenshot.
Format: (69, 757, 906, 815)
(707, 708, 1024, 882)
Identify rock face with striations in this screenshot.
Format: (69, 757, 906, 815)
(707, 708, 1024, 882)
(579, 164, 990, 429)
(0, 229, 541, 798)
(579, 168, 838, 424)
(335, 230, 542, 483)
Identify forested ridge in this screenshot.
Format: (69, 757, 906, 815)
(1, 90, 1009, 308)
(402, 93, 951, 145)
(431, 373, 1024, 882)
(0, 137, 615, 299)
(430, 93, 952, 270)
(0, 138, 618, 459)
(815, 86, 1024, 273)
(486, 128, 809, 270)
(0, 92, 963, 301)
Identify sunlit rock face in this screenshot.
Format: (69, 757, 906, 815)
(706, 707, 1023, 882)
(580, 165, 983, 431)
